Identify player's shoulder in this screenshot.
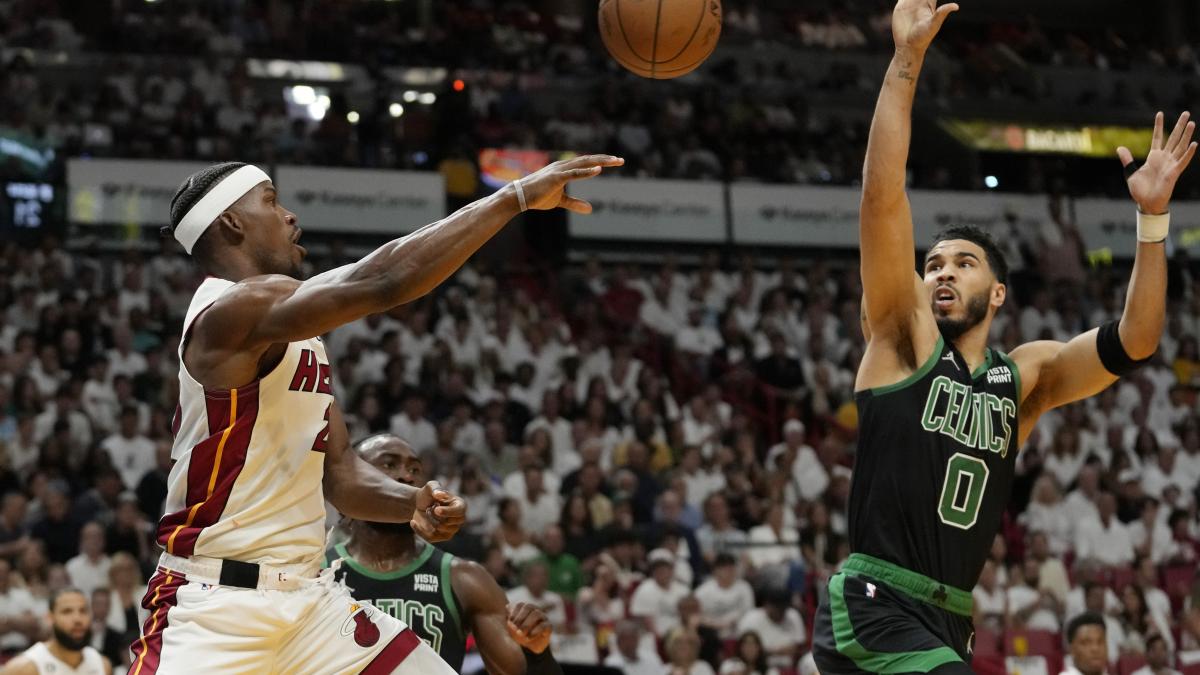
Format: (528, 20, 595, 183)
(1, 654, 39, 675)
(211, 274, 302, 309)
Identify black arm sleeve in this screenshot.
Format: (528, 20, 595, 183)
(1097, 320, 1153, 376)
(524, 647, 564, 675)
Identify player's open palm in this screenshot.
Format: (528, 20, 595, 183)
(892, 0, 958, 54)
(411, 481, 467, 542)
(520, 154, 624, 214)
(1120, 111, 1198, 215)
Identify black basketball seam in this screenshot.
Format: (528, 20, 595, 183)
(615, 0, 654, 64)
(658, 0, 709, 64)
(650, 0, 664, 77)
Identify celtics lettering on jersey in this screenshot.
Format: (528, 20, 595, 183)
(374, 598, 446, 653)
(919, 372, 1016, 457)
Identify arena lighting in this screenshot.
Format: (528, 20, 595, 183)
(984, 176, 999, 189)
(452, 79, 465, 92)
(418, 92, 437, 105)
(308, 103, 326, 121)
(402, 90, 419, 103)
(388, 103, 404, 118)
(290, 85, 317, 106)
(347, 111, 360, 124)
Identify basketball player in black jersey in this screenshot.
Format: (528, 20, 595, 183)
(327, 434, 563, 675)
(810, 1, 1198, 673)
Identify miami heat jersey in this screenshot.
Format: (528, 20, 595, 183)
(157, 277, 333, 566)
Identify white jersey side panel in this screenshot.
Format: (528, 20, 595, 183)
(157, 277, 332, 566)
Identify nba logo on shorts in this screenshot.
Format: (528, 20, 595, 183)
(865, 582, 877, 598)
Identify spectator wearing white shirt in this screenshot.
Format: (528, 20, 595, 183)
(629, 549, 690, 640)
(1061, 612, 1109, 675)
(106, 324, 147, 384)
(1063, 464, 1103, 529)
(101, 406, 157, 491)
(388, 394, 436, 454)
(746, 502, 801, 572)
(1130, 633, 1183, 675)
(1075, 492, 1135, 568)
(0, 558, 40, 652)
(972, 560, 1006, 632)
(604, 620, 664, 675)
(1021, 476, 1074, 556)
(1129, 498, 1176, 565)
(675, 304, 723, 358)
(1133, 556, 1172, 630)
(509, 463, 561, 537)
(639, 279, 685, 337)
(1006, 559, 1060, 632)
(65, 522, 112, 599)
(678, 446, 725, 511)
(665, 627, 717, 675)
(1143, 445, 1195, 500)
(696, 554, 756, 640)
(735, 592, 805, 670)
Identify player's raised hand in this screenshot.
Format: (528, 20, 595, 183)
(506, 602, 552, 654)
(892, 0, 958, 55)
(518, 154, 624, 214)
(1120, 111, 1199, 215)
(410, 481, 467, 542)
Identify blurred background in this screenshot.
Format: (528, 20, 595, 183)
(3, 1, 1200, 674)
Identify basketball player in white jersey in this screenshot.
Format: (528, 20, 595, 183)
(2, 589, 111, 675)
(130, 154, 623, 674)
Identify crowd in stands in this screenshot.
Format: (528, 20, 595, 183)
(0, 211, 1199, 674)
(5, 0, 1200, 195)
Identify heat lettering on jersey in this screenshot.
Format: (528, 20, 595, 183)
(919, 374, 1016, 457)
(311, 403, 331, 452)
(289, 349, 334, 394)
(373, 599, 446, 652)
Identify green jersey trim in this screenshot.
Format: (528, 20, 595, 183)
(829, 573, 964, 673)
(440, 550, 463, 636)
(869, 335, 946, 396)
(334, 542, 435, 581)
(841, 554, 973, 616)
(970, 349, 993, 379)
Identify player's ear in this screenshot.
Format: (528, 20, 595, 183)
(215, 211, 246, 245)
(991, 281, 1006, 309)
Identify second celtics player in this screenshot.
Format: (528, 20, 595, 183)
(811, 1, 1198, 673)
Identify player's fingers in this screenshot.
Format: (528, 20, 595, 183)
(1180, 142, 1198, 171)
(565, 154, 624, 169)
(1176, 121, 1196, 159)
(510, 603, 536, 628)
(933, 2, 958, 27)
(560, 196, 593, 214)
(1167, 111, 1189, 153)
(1117, 146, 1135, 169)
(563, 166, 602, 182)
(1153, 111, 1165, 149)
(527, 616, 551, 637)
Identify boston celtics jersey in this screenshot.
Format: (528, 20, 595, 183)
(850, 334, 1021, 592)
(327, 542, 466, 672)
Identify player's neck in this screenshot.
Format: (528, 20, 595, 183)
(346, 529, 420, 571)
(949, 323, 991, 373)
(46, 639, 84, 668)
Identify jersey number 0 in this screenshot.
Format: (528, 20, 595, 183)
(938, 453, 989, 529)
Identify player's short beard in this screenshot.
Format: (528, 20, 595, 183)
(53, 625, 90, 652)
(936, 290, 990, 341)
(363, 520, 412, 536)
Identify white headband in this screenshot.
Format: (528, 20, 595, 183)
(175, 165, 272, 254)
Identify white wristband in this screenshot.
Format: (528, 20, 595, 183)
(513, 179, 528, 212)
(1136, 209, 1170, 243)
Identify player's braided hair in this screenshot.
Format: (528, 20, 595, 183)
(165, 161, 247, 235)
(930, 225, 1009, 284)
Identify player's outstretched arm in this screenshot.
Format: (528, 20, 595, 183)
(198, 155, 623, 352)
(859, 0, 957, 343)
(453, 560, 563, 675)
(1011, 111, 1197, 420)
(322, 402, 466, 541)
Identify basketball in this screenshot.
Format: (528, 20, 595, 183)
(598, 0, 722, 80)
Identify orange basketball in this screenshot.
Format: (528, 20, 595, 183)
(598, 0, 722, 80)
